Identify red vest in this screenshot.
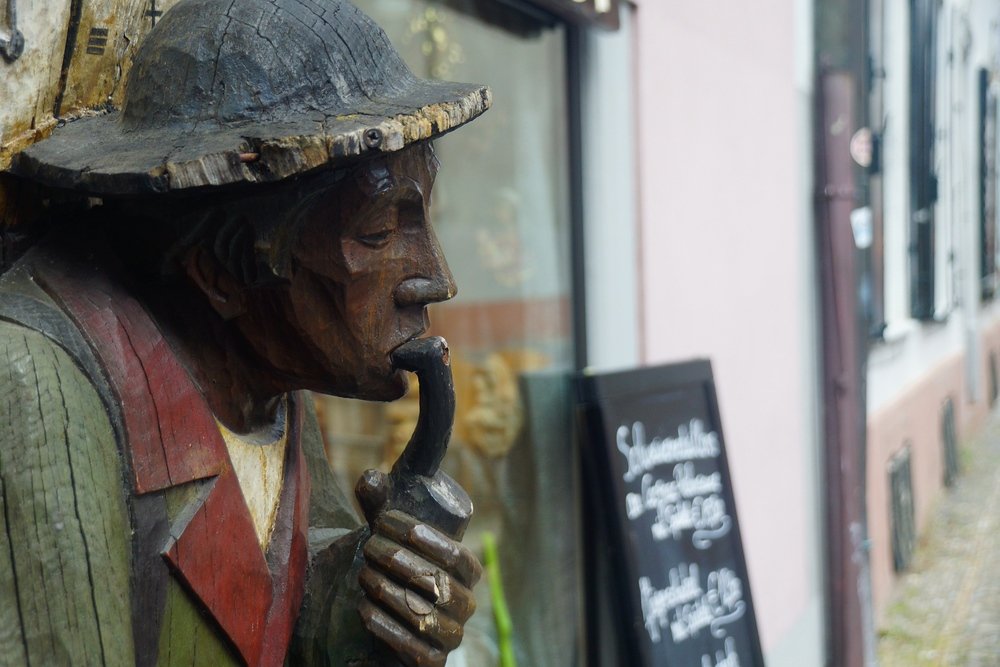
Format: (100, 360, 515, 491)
(35, 245, 310, 667)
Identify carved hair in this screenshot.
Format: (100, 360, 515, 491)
(162, 167, 350, 287)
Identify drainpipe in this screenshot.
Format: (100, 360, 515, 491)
(815, 69, 877, 667)
(815, 0, 877, 664)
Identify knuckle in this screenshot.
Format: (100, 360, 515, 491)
(385, 508, 415, 524)
(415, 649, 447, 667)
(439, 622, 464, 651)
(358, 567, 388, 599)
(464, 554, 483, 585)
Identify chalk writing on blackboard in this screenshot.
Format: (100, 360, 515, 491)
(639, 563, 747, 644)
(621, 420, 733, 549)
(701, 638, 742, 667)
(617, 419, 721, 480)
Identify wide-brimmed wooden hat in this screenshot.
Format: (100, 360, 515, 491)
(11, 0, 491, 195)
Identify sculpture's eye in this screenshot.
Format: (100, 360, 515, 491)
(357, 229, 393, 248)
(398, 202, 424, 229)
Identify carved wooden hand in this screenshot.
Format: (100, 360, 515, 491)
(354, 336, 481, 665)
(356, 500, 481, 666)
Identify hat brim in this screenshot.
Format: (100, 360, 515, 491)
(12, 79, 491, 196)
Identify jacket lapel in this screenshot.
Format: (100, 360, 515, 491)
(164, 471, 273, 665)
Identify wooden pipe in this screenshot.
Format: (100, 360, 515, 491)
(383, 336, 473, 540)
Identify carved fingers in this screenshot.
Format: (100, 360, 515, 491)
(362, 534, 478, 620)
(359, 510, 481, 666)
(374, 510, 482, 589)
(359, 565, 465, 652)
(359, 597, 449, 667)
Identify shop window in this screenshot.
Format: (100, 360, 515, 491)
(313, 1, 581, 664)
(908, 0, 939, 320)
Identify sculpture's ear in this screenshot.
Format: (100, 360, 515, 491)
(181, 245, 248, 320)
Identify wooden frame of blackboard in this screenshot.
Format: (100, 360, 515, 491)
(577, 359, 765, 667)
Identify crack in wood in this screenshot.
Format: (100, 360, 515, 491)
(51, 360, 110, 667)
(53, 0, 85, 117)
(0, 471, 31, 666)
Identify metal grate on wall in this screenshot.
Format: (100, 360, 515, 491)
(990, 351, 999, 408)
(941, 397, 959, 487)
(889, 445, 916, 572)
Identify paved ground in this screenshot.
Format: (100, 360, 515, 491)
(877, 409, 1000, 666)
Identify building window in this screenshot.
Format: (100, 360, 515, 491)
(980, 67, 998, 302)
(867, 0, 888, 338)
(908, 0, 939, 320)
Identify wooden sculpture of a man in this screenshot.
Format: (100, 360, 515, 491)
(0, 0, 491, 665)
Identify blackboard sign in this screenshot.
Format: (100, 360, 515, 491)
(577, 360, 764, 667)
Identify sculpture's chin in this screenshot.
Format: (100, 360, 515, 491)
(346, 367, 410, 403)
(384, 368, 411, 401)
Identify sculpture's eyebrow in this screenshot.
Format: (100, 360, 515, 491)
(393, 180, 425, 205)
(426, 144, 440, 175)
(350, 180, 426, 230)
(364, 177, 426, 205)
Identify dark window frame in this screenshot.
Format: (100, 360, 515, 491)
(908, 0, 939, 320)
(980, 68, 998, 301)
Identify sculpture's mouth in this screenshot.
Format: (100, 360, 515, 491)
(390, 333, 448, 372)
(388, 329, 429, 365)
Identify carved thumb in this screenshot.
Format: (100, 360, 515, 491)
(355, 469, 390, 525)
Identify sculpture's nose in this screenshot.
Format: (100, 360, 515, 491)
(394, 272, 457, 307)
(394, 228, 457, 307)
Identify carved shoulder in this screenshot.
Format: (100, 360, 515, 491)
(300, 394, 362, 534)
(0, 320, 134, 666)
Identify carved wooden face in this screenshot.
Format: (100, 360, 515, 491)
(235, 144, 455, 400)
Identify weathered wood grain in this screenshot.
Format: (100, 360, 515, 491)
(0, 320, 133, 666)
(1, 0, 184, 221)
(0, 0, 185, 167)
(37, 248, 230, 494)
(217, 414, 288, 549)
(0, 0, 71, 170)
(129, 492, 171, 667)
(59, 0, 185, 116)
(0, 474, 28, 667)
(156, 577, 240, 666)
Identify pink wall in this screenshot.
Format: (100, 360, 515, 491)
(867, 318, 1000, 621)
(633, 1, 817, 656)
(866, 355, 963, 621)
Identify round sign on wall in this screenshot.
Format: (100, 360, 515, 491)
(850, 127, 874, 168)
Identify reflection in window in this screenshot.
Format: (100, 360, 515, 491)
(313, 2, 582, 664)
